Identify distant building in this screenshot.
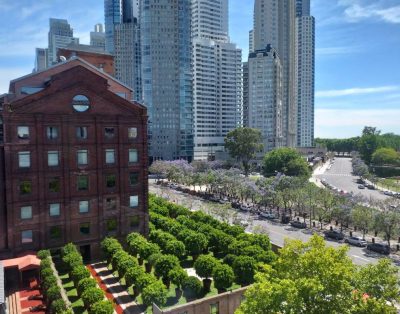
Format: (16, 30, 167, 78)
(192, 0, 242, 161)
(141, 0, 193, 161)
(248, 46, 284, 153)
(47, 18, 79, 66)
(90, 23, 106, 50)
(58, 43, 115, 77)
(0, 57, 148, 260)
(33, 48, 48, 72)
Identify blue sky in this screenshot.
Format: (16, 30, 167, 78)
(0, 0, 399, 139)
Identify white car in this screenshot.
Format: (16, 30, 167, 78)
(344, 236, 367, 247)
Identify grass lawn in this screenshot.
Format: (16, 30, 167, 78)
(378, 177, 400, 192)
(58, 268, 87, 314)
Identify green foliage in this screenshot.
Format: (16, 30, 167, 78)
(101, 237, 123, 262)
(359, 127, 382, 164)
(164, 240, 186, 258)
(62, 251, 83, 272)
(126, 233, 147, 257)
(46, 284, 61, 303)
(141, 281, 168, 307)
(50, 299, 68, 314)
(37, 249, 51, 260)
(182, 276, 203, 298)
(232, 256, 257, 286)
(136, 273, 157, 292)
(70, 265, 90, 287)
(77, 277, 97, 296)
(224, 127, 263, 175)
(125, 264, 145, 287)
(372, 147, 400, 166)
(182, 231, 208, 258)
(88, 300, 114, 314)
(138, 241, 161, 261)
(194, 254, 219, 279)
(262, 147, 310, 177)
(154, 255, 180, 280)
(213, 264, 235, 291)
(61, 243, 78, 258)
(42, 273, 58, 290)
(223, 254, 237, 266)
(81, 287, 104, 310)
(169, 267, 188, 289)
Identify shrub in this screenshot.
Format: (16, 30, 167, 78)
(40, 267, 54, 279)
(62, 251, 83, 271)
(111, 249, 129, 272)
(117, 256, 138, 279)
(77, 277, 97, 296)
(154, 255, 180, 280)
(136, 273, 157, 292)
(125, 265, 145, 288)
(169, 267, 188, 289)
(194, 255, 218, 279)
(148, 253, 163, 267)
(71, 265, 90, 287)
(164, 240, 186, 259)
(223, 254, 237, 266)
(213, 264, 235, 291)
(232, 256, 257, 286)
(182, 276, 202, 299)
(81, 287, 104, 310)
(182, 231, 208, 259)
(37, 249, 51, 260)
(209, 229, 233, 254)
(141, 281, 168, 307)
(101, 237, 122, 262)
(62, 243, 78, 258)
(89, 300, 114, 314)
(40, 258, 52, 271)
(228, 240, 251, 256)
(127, 235, 146, 257)
(50, 299, 68, 313)
(46, 284, 61, 303)
(42, 274, 58, 290)
(138, 242, 161, 261)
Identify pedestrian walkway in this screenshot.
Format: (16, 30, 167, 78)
(88, 262, 145, 314)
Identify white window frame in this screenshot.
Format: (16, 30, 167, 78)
(48, 151, 59, 167)
(18, 151, 31, 168)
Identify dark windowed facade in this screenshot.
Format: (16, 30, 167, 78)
(0, 59, 148, 259)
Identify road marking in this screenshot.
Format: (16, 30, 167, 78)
(351, 255, 370, 262)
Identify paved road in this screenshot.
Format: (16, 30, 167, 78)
(150, 182, 399, 266)
(316, 157, 389, 201)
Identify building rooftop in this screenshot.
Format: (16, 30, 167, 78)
(62, 43, 111, 56)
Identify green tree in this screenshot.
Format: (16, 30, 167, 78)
(371, 147, 400, 166)
(359, 126, 381, 164)
(194, 254, 219, 291)
(141, 281, 168, 308)
(88, 300, 114, 314)
(213, 264, 235, 292)
(81, 287, 104, 310)
(77, 278, 97, 296)
(182, 276, 203, 299)
(224, 127, 263, 176)
(374, 210, 400, 247)
(232, 256, 257, 286)
(262, 148, 310, 177)
(182, 231, 208, 260)
(164, 240, 186, 259)
(169, 267, 188, 290)
(351, 205, 375, 239)
(154, 255, 180, 287)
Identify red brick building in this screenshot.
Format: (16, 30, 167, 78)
(0, 57, 148, 260)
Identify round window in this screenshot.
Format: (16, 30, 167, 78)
(72, 95, 90, 112)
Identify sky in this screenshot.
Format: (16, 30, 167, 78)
(0, 0, 399, 139)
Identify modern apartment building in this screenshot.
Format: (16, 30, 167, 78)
(0, 58, 148, 260)
(47, 18, 79, 66)
(90, 24, 106, 50)
(141, 0, 193, 161)
(104, 0, 141, 100)
(248, 46, 284, 153)
(295, 0, 315, 147)
(192, 0, 242, 161)
(250, 0, 297, 149)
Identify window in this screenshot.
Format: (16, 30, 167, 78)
(106, 218, 117, 232)
(129, 172, 139, 186)
(129, 195, 138, 208)
(105, 127, 115, 139)
(20, 206, 32, 220)
(49, 226, 62, 239)
(210, 303, 219, 314)
(72, 95, 90, 112)
(17, 126, 29, 139)
(128, 149, 138, 163)
(128, 127, 137, 139)
(48, 151, 59, 166)
(105, 198, 116, 211)
(21, 230, 33, 244)
(49, 177, 60, 193)
(76, 126, 88, 139)
(79, 200, 89, 213)
(77, 150, 88, 165)
(105, 174, 116, 188)
(20, 181, 32, 195)
(130, 215, 140, 228)
(79, 223, 90, 235)
(77, 176, 89, 191)
(18, 151, 31, 168)
(105, 149, 115, 164)
(49, 203, 60, 217)
(46, 127, 58, 139)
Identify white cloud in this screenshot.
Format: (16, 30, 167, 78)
(316, 86, 399, 98)
(339, 1, 400, 24)
(316, 46, 361, 56)
(316, 108, 400, 138)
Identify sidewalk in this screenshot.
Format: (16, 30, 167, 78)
(88, 262, 145, 314)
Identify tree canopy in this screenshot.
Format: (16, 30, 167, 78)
(371, 148, 400, 166)
(224, 127, 263, 176)
(236, 235, 399, 314)
(262, 147, 310, 177)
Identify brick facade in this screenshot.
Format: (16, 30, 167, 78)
(0, 59, 148, 259)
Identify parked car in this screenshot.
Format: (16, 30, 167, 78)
(290, 221, 307, 229)
(366, 243, 390, 255)
(344, 236, 367, 247)
(358, 185, 365, 189)
(240, 205, 251, 212)
(324, 230, 345, 240)
(259, 212, 277, 220)
(366, 185, 375, 190)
